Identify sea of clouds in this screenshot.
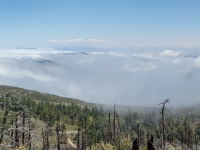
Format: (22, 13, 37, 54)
(0, 47, 200, 106)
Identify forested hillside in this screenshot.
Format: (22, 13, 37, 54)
(0, 85, 200, 150)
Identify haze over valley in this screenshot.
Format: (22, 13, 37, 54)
(1, 47, 200, 106)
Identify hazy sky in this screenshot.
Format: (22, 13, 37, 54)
(1, 1, 200, 106)
(0, 0, 200, 48)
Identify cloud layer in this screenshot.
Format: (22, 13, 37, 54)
(1, 48, 200, 106)
(46, 39, 108, 47)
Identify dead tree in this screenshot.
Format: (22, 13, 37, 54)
(0, 91, 39, 149)
(184, 119, 187, 145)
(116, 112, 123, 137)
(108, 109, 113, 144)
(46, 127, 50, 149)
(42, 129, 45, 149)
(14, 113, 19, 148)
(0, 105, 10, 144)
(116, 112, 123, 149)
(10, 118, 14, 147)
(137, 123, 140, 150)
(188, 127, 193, 145)
(194, 134, 198, 150)
(28, 118, 31, 150)
(147, 135, 156, 150)
(132, 137, 138, 150)
(113, 103, 116, 145)
(56, 121, 61, 150)
(42, 127, 50, 150)
(77, 128, 81, 150)
(22, 110, 25, 145)
(159, 99, 170, 150)
(82, 130, 86, 150)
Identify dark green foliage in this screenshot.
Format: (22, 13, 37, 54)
(1, 85, 200, 149)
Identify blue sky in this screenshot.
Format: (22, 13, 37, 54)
(1, 0, 200, 48)
(1, 1, 200, 106)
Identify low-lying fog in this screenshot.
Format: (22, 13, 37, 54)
(1, 47, 200, 106)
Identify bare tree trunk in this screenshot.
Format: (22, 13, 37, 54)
(42, 127, 49, 150)
(116, 112, 123, 137)
(28, 118, 31, 150)
(147, 135, 155, 150)
(161, 108, 165, 150)
(22, 110, 25, 145)
(82, 130, 86, 150)
(195, 134, 198, 150)
(15, 114, 19, 148)
(132, 138, 138, 150)
(108, 109, 113, 144)
(188, 127, 192, 145)
(42, 127, 50, 150)
(113, 103, 116, 145)
(42, 128, 45, 149)
(118, 134, 121, 150)
(0, 106, 9, 144)
(56, 121, 60, 150)
(184, 120, 187, 145)
(46, 128, 49, 149)
(137, 123, 140, 150)
(77, 128, 81, 150)
(10, 117, 14, 147)
(159, 99, 170, 150)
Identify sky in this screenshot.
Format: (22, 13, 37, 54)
(0, 0, 200, 106)
(0, 0, 200, 48)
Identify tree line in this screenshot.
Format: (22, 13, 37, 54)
(0, 90, 200, 149)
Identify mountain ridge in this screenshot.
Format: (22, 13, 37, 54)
(0, 85, 96, 106)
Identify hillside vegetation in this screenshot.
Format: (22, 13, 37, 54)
(0, 85, 200, 150)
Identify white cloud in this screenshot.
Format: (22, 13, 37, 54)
(1, 48, 200, 106)
(107, 52, 127, 57)
(89, 39, 107, 43)
(174, 41, 192, 46)
(68, 39, 85, 42)
(194, 56, 200, 68)
(124, 62, 157, 72)
(47, 38, 108, 45)
(160, 50, 180, 58)
(47, 39, 85, 44)
(132, 53, 155, 59)
(47, 40, 60, 42)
